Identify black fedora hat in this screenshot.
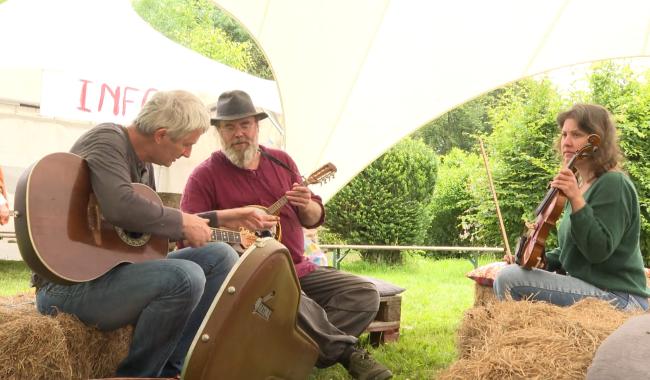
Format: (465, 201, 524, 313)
(209, 90, 268, 126)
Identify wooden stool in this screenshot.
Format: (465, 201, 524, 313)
(366, 295, 402, 346)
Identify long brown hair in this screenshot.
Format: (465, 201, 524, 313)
(556, 103, 622, 177)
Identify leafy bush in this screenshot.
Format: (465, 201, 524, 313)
(462, 78, 565, 250)
(425, 148, 483, 258)
(316, 226, 346, 245)
(587, 62, 650, 262)
(133, 0, 271, 78)
(325, 138, 437, 263)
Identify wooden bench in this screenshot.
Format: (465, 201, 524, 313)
(366, 294, 402, 346)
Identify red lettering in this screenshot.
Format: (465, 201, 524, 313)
(121, 86, 139, 116)
(75, 79, 157, 118)
(98, 84, 121, 116)
(141, 88, 158, 107)
(77, 79, 92, 112)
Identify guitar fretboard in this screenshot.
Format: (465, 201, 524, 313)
(211, 228, 241, 243)
(261, 163, 336, 216)
(267, 196, 289, 215)
(266, 179, 308, 215)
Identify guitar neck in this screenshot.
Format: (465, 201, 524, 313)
(267, 196, 289, 215)
(267, 179, 310, 215)
(211, 228, 242, 244)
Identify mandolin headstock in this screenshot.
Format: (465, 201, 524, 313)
(304, 163, 337, 186)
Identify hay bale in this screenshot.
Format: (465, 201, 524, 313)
(0, 294, 132, 380)
(158, 192, 181, 208)
(474, 283, 497, 307)
(439, 299, 640, 380)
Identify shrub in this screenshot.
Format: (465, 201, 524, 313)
(325, 138, 437, 264)
(425, 148, 483, 258)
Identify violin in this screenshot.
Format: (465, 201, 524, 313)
(515, 134, 601, 269)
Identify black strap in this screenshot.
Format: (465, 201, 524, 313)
(258, 147, 301, 178)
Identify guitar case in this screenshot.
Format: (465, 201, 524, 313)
(97, 237, 319, 380)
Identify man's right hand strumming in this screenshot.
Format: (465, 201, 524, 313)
(181, 212, 212, 247)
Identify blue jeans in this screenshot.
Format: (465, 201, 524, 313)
(35, 242, 238, 377)
(493, 264, 648, 311)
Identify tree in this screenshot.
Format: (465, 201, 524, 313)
(132, 0, 272, 79)
(462, 78, 566, 249)
(412, 91, 501, 155)
(325, 138, 438, 264)
(425, 148, 483, 257)
(209, 9, 273, 79)
(439, 62, 650, 263)
(585, 62, 650, 261)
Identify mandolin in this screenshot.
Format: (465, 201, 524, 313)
(245, 162, 337, 242)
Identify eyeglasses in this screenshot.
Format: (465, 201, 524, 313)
(219, 123, 254, 134)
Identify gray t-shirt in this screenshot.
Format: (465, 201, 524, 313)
(32, 123, 183, 288)
(69, 123, 183, 239)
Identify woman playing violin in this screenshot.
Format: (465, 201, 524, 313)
(494, 103, 649, 311)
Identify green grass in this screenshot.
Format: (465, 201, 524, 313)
(0, 259, 32, 296)
(0, 253, 499, 379)
(306, 252, 496, 379)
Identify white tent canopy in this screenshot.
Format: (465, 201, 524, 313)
(0, 0, 280, 111)
(0, 0, 281, 193)
(214, 0, 650, 201)
(0, 0, 648, 202)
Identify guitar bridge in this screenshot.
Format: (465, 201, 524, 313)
(87, 193, 102, 245)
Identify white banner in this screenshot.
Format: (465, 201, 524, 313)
(40, 69, 159, 124)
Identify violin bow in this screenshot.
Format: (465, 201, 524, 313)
(479, 139, 512, 257)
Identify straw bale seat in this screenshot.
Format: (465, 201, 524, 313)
(460, 263, 650, 378)
(0, 293, 132, 380)
(438, 298, 642, 379)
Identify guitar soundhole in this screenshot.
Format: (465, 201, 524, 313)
(114, 227, 151, 247)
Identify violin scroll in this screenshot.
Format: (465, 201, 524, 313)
(578, 134, 600, 158)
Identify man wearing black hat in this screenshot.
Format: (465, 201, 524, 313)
(181, 90, 393, 380)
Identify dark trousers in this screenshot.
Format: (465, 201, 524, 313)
(297, 266, 380, 367)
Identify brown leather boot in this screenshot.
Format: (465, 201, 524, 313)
(347, 349, 393, 380)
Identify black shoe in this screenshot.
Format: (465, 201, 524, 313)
(347, 349, 393, 380)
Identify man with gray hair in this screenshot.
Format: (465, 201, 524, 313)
(33, 90, 270, 377)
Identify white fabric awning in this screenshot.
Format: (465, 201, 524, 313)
(1, 0, 648, 201)
(0, 0, 280, 114)
(0, 0, 281, 193)
(214, 0, 650, 201)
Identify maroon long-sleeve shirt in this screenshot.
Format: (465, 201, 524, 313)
(181, 146, 324, 278)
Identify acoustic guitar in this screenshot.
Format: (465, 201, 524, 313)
(246, 163, 337, 242)
(14, 152, 256, 285)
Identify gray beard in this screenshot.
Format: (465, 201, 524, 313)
(222, 139, 258, 168)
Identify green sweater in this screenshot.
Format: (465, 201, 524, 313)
(545, 171, 649, 298)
